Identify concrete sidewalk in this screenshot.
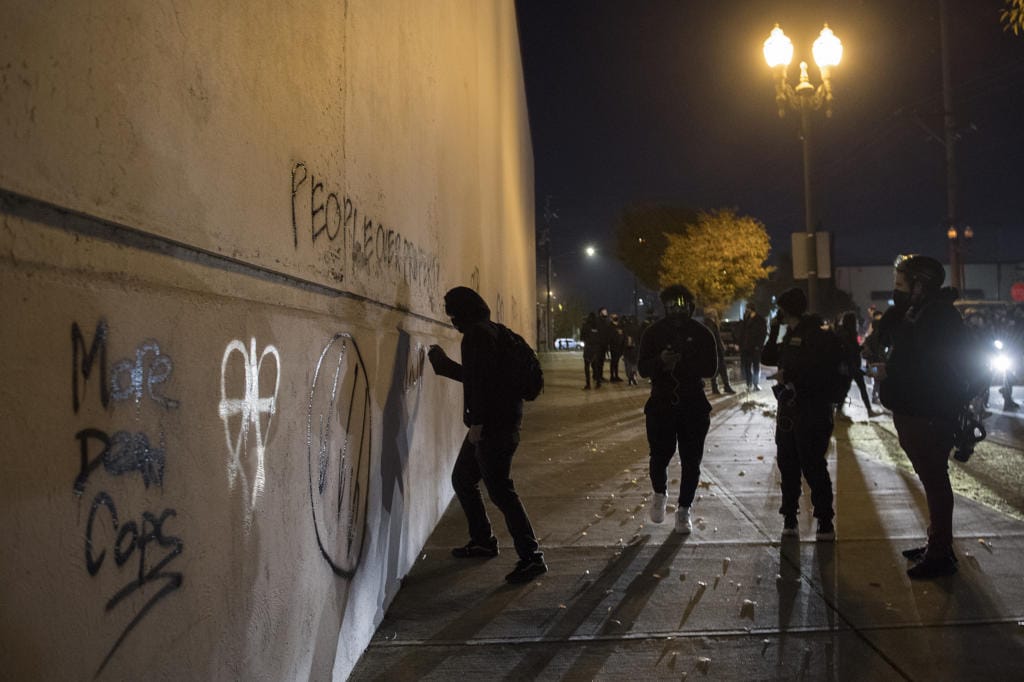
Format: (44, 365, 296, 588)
(350, 352, 1024, 681)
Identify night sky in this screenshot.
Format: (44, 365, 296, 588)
(515, 0, 1024, 313)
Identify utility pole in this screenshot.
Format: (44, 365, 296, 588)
(940, 0, 962, 290)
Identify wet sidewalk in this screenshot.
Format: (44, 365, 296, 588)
(350, 352, 1024, 680)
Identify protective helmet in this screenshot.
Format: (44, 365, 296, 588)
(660, 284, 696, 316)
(894, 254, 945, 290)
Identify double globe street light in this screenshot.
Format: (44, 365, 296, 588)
(764, 23, 843, 314)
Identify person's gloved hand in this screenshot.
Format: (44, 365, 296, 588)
(427, 344, 448, 372)
(467, 424, 483, 444)
(660, 348, 681, 371)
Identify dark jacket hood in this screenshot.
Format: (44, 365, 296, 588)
(444, 286, 491, 331)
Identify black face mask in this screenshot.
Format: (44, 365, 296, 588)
(892, 289, 911, 309)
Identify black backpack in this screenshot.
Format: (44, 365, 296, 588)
(496, 323, 544, 401)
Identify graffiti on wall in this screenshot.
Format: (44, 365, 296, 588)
(218, 338, 281, 517)
(307, 333, 372, 577)
(71, 321, 184, 677)
(290, 162, 441, 311)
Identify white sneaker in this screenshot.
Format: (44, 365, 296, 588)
(649, 493, 667, 523)
(674, 507, 692, 534)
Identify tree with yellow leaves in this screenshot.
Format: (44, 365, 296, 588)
(1003, 0, 1024, 34)
(659, 208, 773, 312)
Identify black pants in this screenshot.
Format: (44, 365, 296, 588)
(894, 413, 956, 559)
(645, 405, 711, 507)
(740, 351, 760, 388)
(852, 369, 872, 409)
(451, 430, 541, 561)
(609, 352, 622, 379)
(711, 358, 732, 392)
(775, 404, 834, 520)
(591, 350, 606, 385)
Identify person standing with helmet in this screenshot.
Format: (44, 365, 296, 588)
(869, 254, 974, 579)
(637, 285, 718, 534)
(761, 287, 838, 540)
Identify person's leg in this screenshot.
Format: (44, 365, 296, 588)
(451, 434, 494, 545)
(646, 412, 677, 495)
(718, 361, 735, 392)
(584, 355, 592, 388)
(752, 355, 761, 389)
(740, 352, 752, 388)
(854, 370, 873, 411)
(775, 414, 802, 520)
(894, 414, 956, 559)
(676, 410, 711, 507)
(795, 413, 835, 521)
(477, 430, 541, 562)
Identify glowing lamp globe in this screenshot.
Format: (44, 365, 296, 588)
(812, 25, 843, 68)
(763, 25, 793, 68)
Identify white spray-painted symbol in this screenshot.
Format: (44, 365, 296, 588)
(219, 338, 281, 512)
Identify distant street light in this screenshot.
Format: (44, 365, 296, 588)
(947, 224, 974, 292)
(764, 23, 842, 314)
(543, 244, 597, 351)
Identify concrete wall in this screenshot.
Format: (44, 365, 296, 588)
(0, 1, 534, 679)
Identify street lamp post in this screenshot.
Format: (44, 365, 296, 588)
(764, 24, 843, 314)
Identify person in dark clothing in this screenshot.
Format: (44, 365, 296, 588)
(837, 311, 878, 418)
(593, 307, 612, 387)
(704, 309, 735, 395)
(870, 255, 974, 579)
(761, 287, 837, 540)
(427, 286, 547, 584)
(623, 315, 641, 385)
(638, 284, 718, 534)
(737, 307, 767, 391)
(581, 312, 601, 390)
(608, 313, 626, 382)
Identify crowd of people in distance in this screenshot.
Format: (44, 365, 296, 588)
(576, 303, 771, 396)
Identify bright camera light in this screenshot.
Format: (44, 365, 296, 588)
(991, 353, 1012, 374)
(994, 339, 1004, 350)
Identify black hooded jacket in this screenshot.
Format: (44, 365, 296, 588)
(431, 287, 523, 432)
(637, 315, 717, 411)
(877, 288, 972, 418)
(761, 314, 838, 409)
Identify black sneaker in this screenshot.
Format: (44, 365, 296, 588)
(902, 546, 958, 563)
(901, 545, 928, 561)
(815, 518, 835, 541)
(451, 539, 498, 558)
(782, 515, 799, 537)
(907, 554, 958, 579)
(505, 558, 547, 584)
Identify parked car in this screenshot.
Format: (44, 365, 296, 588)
(554, 337, 580, 350)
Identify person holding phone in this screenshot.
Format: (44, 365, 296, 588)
(637, 284, 718, 534)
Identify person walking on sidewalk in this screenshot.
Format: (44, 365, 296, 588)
(608, 313, 625, 382)
(761, 287, 837, 541)
(870, 255, 976, 579)
(738, 307, 767, 391)
(427, 286, 547, 584)
(593, 307, 612, 387)
(581, 312, 601, 390)
(837, 311, 877, 418)
(704, 309, 736, 395)
(638, 284, 718, 534)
